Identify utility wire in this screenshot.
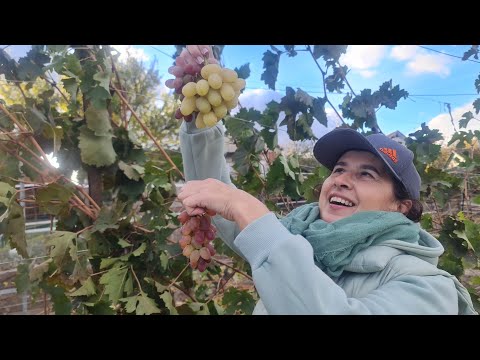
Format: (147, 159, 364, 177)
(418, 45, 480, 64)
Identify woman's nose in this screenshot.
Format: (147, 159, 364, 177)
(334, 172, 353, 189)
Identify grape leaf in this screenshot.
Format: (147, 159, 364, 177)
(118, 160, 144, 181)
(92, 204, 125, 233)
(4, 202, 28, 258)
(85, 105, 112, 136)
(459, 111, 474, 129)
(159, 291, 178, 315)
(261, 50, 280, 90)
(78, 126, 117, 167)
(46, 231, 77, 267)
(473, 98, 480, 115)
(222, 287, 256, 315)
(99, 266, 129, 304)
(36, 183, 74, 216)
(312, 97, 328, 127)
(93, 69, 112, 93)
(234, 63, 250, 80)
(15, 263, 30, 294)
(71, 277, 97, 297)
(312, 45, 347, 62)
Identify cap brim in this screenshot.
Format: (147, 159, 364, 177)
(313, 128, 402, 184)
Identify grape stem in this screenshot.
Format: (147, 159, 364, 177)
(213, 257, 253, 281)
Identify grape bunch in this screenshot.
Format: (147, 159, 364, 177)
(165, 45, 246, 128)
(178, 209, 217, 272)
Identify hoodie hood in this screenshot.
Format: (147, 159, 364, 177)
(345, 229, 443, 273)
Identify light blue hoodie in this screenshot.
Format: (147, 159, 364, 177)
(179, 121, 477, 315)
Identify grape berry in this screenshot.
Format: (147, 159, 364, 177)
(165, 45, 246, 128)
(178, 210, 217, 272)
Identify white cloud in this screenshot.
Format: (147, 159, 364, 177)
(390, 45, 418, 61)
(236, 88, 283, 112)
(112, 45, 150, 63)
(390, 46, 451, 77)
(427, 102, 480, 144)
(405, 53, 451, 77)
(359, 70, 376, 78)
(340, 45, 387, 78)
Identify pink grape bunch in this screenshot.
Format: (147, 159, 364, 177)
(178, 209, 217, 272)
(165, 45, 246, 128)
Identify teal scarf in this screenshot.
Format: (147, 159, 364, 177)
(279, 203, 420, 277)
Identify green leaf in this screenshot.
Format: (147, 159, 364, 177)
(78, 126, 117, 167)
(4, 202, 28, 258)
(464, 219, 480, 253)
(420, 214, 433, 231)
(136, 293, 161, 315)
(231, 148, 251, 176)
(36, 183, 74, 216)
(62, 78, 78, 103)
(187, 302, 210, 315)
(118, 161, 144, 181)
(222, 287, 256, 315)
(118, 238, 131, 248)
(99, 266, 129, 304)
(266, 157, 287, 195)
(462, 45, 479, 61)
(284, 45, 297, 57)
(279, 155, 296, 180)
(64, 54, 82, 76)
(15, 263, 30, 294)
(42, 283, 72, 315)
(159, 291, 178, 315)
(93, 70, 112, 93)
(71, 277, 97, 297)
(261, 50, 280, 90)
(100, 257, 120, 270)
(475, 75, 480, 94)
(92, 203, 125, 233)
(234, 63, 250, 80)
(132, 242, 147, 257)
(459, 111, 474, 129)
(86, 86, 111, 109)
(46, 231, 77, 267)
(26, 106, 49, 135)
(312, 45, 347, 62)
(260, 128, 278, 149)
(144, 277, 167, 293)
(472, 195, 480, 205)
(295, 88, 314, 107)
(29, 258, 52, 282)
(312, 97, 328, 127)
(473, 98, 480, 115)
(160, 252, 169, 271)
(85, 105, 112, 136)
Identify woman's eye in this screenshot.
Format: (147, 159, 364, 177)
(361, 171, 374, 178)
(333, 168, 344, 173)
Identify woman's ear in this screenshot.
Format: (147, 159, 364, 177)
(397, 199, 413, 215)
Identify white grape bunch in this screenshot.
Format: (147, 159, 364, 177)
(178, 209, 217, 272)
(165, 45, 246, 128)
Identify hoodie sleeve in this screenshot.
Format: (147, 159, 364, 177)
(234, 212, 460, 315)
(179, 120, 244, 258)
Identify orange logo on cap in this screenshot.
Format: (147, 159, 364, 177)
(379, 147, 398, 163)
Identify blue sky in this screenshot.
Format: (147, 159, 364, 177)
(3, 45, 480, 146)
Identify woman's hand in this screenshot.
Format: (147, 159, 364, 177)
(177, 178, 270, 231)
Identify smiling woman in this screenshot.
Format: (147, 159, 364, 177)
(177, 120, 478, 315)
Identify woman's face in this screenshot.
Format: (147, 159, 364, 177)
(319, 150, 402, 223)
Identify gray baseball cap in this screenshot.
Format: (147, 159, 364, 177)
(313, 128, 421, 200)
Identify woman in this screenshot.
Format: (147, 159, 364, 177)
(178, 120, 477, 315)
